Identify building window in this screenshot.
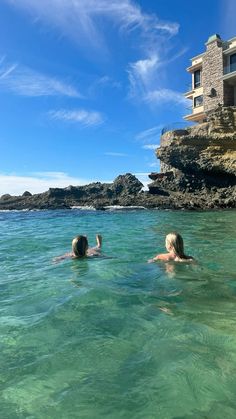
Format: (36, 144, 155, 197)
(194, 95, 203, 107)
(230, 53, 236, 73)
(194, 69, 201, 88)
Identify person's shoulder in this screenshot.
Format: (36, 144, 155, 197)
(153, 253, 174, 262)
(86, 248, 101, 257)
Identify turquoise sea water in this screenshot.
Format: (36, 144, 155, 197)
(1, 209, 236, 419)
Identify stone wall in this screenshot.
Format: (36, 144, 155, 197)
(202, 38, 224, 112)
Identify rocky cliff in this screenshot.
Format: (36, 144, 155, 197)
(148, 105, 236, 209)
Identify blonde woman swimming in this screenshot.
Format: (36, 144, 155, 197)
(149, 232, 194, 263)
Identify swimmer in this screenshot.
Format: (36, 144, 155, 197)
(54, 234, 102, 262)
(148, 232, 194, 263)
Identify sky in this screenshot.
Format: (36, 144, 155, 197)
(0, 0, 235, 195)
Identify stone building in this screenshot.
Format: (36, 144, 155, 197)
(184, 34, 236, 122)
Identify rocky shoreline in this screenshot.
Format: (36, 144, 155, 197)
(0, 172, 235, 211)
(1, 106, 235, 211)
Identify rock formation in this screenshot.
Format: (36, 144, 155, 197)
(0, 173, 145, 210)
(1, 106, 235, 210)
(148, 105, 236, 209)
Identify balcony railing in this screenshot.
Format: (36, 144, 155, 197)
(223, 62, 236, 75)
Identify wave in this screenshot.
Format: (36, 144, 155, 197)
(105, 205, 147, 211)
(70, 206, 96, 210)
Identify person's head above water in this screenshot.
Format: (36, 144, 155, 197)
(165, 232, 185, 258)
(72, 235, 88, 258)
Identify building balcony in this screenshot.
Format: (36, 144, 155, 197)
(184, 85, 203, 99)
(223, 65, 236, 85)
(184, 105, 205, 122)
(184, 89, 194, 99)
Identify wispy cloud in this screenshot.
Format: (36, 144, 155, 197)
(4, 1, 184, 107)
(0, 171, 103, 196)
(149, 162, 159, 168)
(135, 125, 162, 142)
(0, 57, 80, 97)
(142, 144, 158, 150)
(127, 39, 187, 107)
(128, 62, 187, 107)
(104, 152, 127, 157)
(88, 75, 122, 97)
(128, 54, 160, 98)
(4, 0, 179, 51)
(145, 88, 188, 106)
(49, 109, 105, 127)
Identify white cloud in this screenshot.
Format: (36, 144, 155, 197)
(132, 55, 160, 82)
(145, 88, 188, 106)
(133, 172, 151, 191)
(4, 1, 183, 108)
(0, 58, 80, 97)
(127, 40, 187, 107)
(135, 125, 162, 142)
(142, 144, 158, 150)
(0, 172, 103, 196)
(49, 109, 104, 127)
(104, 152, 127, 157)
(128, 56, 188, 107)
(4, 0, 179, 51)
(88, 75, 122, 97)
(128, 54, 160, 97)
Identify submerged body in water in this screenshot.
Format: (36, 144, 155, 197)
(54, 234, 102, 261)
(0, 209, 236, 418)
(149, 232, 195, 263)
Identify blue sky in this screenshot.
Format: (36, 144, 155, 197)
(0, 0, 235, 194)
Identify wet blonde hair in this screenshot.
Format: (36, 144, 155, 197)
(165, 232, 185, 258)
(72, 235, 88, 258)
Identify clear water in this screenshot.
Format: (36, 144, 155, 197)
(1, 209, 236, 419)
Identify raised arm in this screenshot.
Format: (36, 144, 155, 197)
(96, 234, 102, 249)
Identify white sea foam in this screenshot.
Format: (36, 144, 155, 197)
(0, 208, 30, 212)
(105, 205, 147, 211)
(70, 205, 96, 210)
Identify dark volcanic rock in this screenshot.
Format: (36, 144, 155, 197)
(113, 173, 143, 195)
(0, 173, 145, 210)
(1, 194, 12, 200)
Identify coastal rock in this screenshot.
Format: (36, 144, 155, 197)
(113, 173, 143, 195)
(0, 173, 144, 210)
(1, 106, 236, 211)
(22, 191, 32, 197)
(1, 194, 12, 200)
(147, 106, 236, 208)
(157, 134, 236, 178)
